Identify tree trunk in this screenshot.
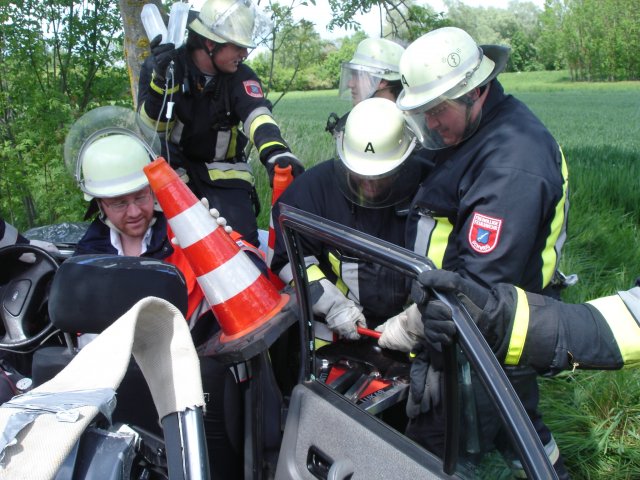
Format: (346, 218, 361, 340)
(119, 0, 166, 109)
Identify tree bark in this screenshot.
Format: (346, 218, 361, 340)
(118, 0, 166, 109)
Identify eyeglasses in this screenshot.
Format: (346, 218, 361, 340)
(102, 192, 152, 213)
(425, 102, 451, 119)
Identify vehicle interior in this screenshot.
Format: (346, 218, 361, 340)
(0, 210, 559, 479)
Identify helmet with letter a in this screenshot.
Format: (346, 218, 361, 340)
(335, 97, 421, 208)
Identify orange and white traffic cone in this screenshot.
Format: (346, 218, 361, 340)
(266, 165, 294, 289)
(144, 158, 290, 352)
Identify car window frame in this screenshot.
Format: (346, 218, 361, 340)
(278, 204, 557, 479)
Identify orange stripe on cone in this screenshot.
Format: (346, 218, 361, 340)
(144, 158, 286, 340)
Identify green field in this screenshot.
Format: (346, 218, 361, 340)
(254, 73, 640, 478)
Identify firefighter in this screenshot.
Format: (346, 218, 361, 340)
(326, 37, 405, 137)
(383, 268, 640, 375)
(138, 0, 304, 249)
(270, 97, 426, 341)
(0, 218, 59, 254)
(380, 27, 571, 478)
(68, 121, 244, 479)
(0, 219, 28, 249)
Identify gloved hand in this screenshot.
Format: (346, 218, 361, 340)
(266, 152, 305, 187)
(376, 303, 424, 352)
(406, 347, 442, 419)
(312, 278, 366, 340)
(150, 34, 177, 82)
(200, 198, 233, 234)
(413, 269, 490, 346)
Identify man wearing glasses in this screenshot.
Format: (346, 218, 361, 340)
(72, 130, 245, 478)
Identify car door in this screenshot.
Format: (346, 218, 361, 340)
(274, 205, 558, 480)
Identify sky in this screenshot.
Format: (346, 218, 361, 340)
(294, 0, 547, 39)
(188, 1, 546, 40)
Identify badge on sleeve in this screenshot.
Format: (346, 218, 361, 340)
(468, 212, 503, 254)
(243, 80, 264, 98)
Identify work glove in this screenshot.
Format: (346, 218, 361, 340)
(266, 152, 305, 187)
(413, 270, 490, 347)
(376, 303, 424, 352)
(312, 278, 366, 340)
(200, 198, 233, 234)
(406, 346, 442, 419)
(150, 34, 177, 82)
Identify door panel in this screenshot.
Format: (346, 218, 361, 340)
(276, 381, 446, 479)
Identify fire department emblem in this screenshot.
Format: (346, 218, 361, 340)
(243, 80, 263, 98)
(468, 212, 503, 254)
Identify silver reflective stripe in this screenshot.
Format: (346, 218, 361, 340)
(0, 223, 19, 248)
(214, 130, 231, 161)
(170, 119, 185, 144)
(244, 106, 272, 132)
(618, 287, 640, 325)
(414, 215, 435, 256)
(341, 262, 360, 303)
(204, 161, 253, 173)
(278, 256, 319, 284)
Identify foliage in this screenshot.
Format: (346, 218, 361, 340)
(445, 0, 544, 72)
(540, 0, 640, 81)
(248, 31, 366, 92)
(0, 0, 131, 229)
(326, 0, 449, 41)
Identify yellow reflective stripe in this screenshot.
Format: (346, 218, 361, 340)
(248, 114, 277, 143)
(225, 127, 239, 161)
(505, 287, 530, 366)
(150, 75, 180, 95)
(208, 168, 255, 185)
(426, 217, 454, 268)
(307, 264, 326, 282)
(588, 295, 640, 367)
(138, 105, 172, 133)
(258, 141, 287, 155)
(541, 147, 569, 287)
(327, 252, 349, 295)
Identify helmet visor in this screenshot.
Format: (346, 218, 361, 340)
(403, 96, 482, 150)
(64, 106, 160, 182)
(338, 63, 385, 105)
(335, 155, 422, 209)
(191, 0, 272, 49)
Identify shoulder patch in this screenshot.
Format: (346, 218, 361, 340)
(468, 212, 503, 254)
(243, 80, 263, 98)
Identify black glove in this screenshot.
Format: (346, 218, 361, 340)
(266, 152, 305, 187)
(406, 347, 442, 419)
(413, 269, 490, 347)
(150, 34, 177, 82)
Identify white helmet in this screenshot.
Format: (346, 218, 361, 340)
(396, 27, 509, 149)
(335, 97, 420, 208)
(188, 0, 272, 49)
(64, 106, 160, 200)
(79, 132, 154, 200)
(339, 38, 405, 105)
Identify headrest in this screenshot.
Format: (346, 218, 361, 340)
(49, 255, 188, 333)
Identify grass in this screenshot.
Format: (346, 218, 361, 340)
(258, 71, 640, 479)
